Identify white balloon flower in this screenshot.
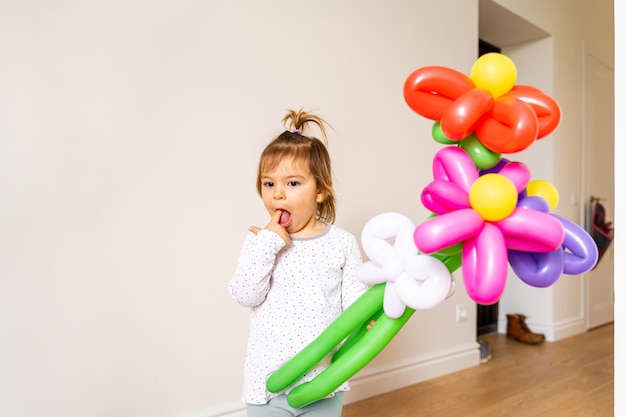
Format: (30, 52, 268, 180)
(356, 212, 454, 319)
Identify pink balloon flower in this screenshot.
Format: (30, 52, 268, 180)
(413, 147, 565, 305)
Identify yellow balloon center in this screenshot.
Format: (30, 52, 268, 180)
(526, 179, 559, 211)
(470, 53, 517, 98)
(469, 174, 518, 222)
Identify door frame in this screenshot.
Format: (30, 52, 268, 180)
(580, 40, 615, 329)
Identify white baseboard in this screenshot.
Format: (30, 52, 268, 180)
(546, 317, 587, 342)
(182, 342, 480, 417)
(497, 316, 586, 342)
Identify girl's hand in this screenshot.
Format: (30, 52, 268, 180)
(249, 210, 290, 245)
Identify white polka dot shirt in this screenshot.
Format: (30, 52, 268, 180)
(229, 224, 368, 405)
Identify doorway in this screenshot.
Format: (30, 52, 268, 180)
(582, 44, 615, 329)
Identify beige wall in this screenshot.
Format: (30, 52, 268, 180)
(0, 1, 614, 417)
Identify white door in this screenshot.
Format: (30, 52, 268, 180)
(583, 48, 614, 329)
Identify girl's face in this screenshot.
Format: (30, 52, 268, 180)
(260, 157, 325, 238)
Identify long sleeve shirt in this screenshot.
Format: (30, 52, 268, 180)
(229, 224, 368, 405)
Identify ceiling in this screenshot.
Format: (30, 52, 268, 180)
(479, 0, 549, 48)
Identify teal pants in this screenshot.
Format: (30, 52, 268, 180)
(246, 392, 344, 417)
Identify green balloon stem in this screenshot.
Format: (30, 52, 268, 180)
(266, 284, 386, 393)
(267, 246, 461, 409)
(287, 307, 415, 408)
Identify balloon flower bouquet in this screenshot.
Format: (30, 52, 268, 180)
(265, 53, 599, 408)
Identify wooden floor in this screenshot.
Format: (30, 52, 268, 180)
(342, 323, 614, 417)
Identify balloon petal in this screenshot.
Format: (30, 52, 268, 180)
(432, 146, 479, 193)
(475, 96, 539, 154)
(517, 196, 551, 213)
(509, 249, 564, 287)
(499, 161, 531, 193)
(496, 208, 565, 252)
(404, 66, 475, 121)
(440, 88, 494, 140)
(383, 282, 406, 319)
(462, 223, 508, 305)
(355, 262, 385, 285)
(553, 214, 599, 274)
(414, 209, 484, 254)
(421, 180, 471, 214)
(395, 273, 421, 306)
(508, 85, 561, 138)
(361, 212, 417, 264)
(402, 255, 452, 309)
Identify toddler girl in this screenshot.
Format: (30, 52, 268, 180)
(229, 109, 368, 416)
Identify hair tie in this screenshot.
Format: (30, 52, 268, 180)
(293, 129, 301, 134)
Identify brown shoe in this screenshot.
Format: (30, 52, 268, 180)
(506, 314, 545, 345)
